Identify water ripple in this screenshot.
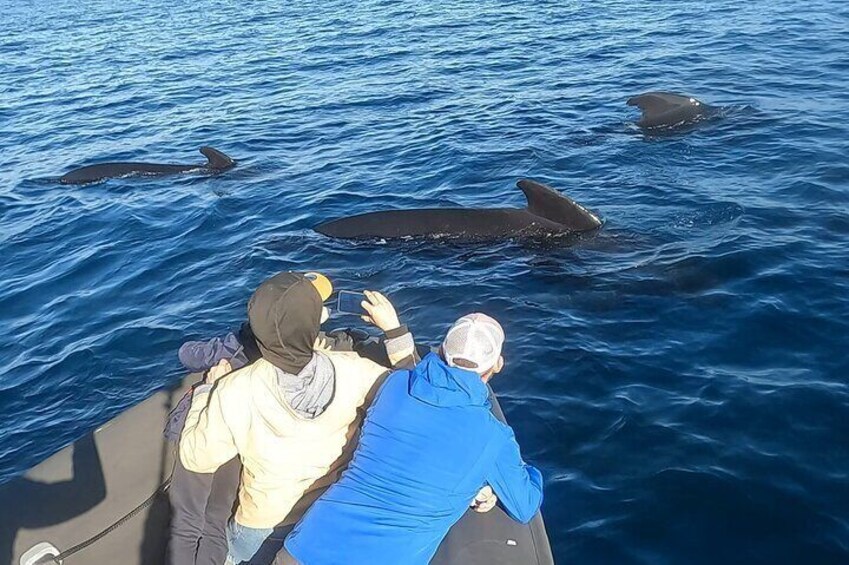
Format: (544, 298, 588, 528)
(1, 0, 848, 563)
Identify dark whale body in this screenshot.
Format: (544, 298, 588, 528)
(627, 92, 719, 130)
(59, 146, 235, 184)
(315, 179, 602, 241)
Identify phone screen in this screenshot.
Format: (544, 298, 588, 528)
(337, 291, 366, 315)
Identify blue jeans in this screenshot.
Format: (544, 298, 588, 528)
(226, 521, 292, 565)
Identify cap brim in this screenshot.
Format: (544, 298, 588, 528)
(304, 272, 333, 302)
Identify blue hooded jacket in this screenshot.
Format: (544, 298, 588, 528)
(285, 353, 544, 564)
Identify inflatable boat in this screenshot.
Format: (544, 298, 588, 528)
(1, 372, 553, 565)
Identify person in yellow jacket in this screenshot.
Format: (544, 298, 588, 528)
(179, 271, 416, 565)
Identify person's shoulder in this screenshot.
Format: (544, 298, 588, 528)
(480, 409, 518, 444)
(214, 358, 271, 397)
(323, 349, 364, 361)
(376, 366, 410, 392)
(325, 351, 411, 401)
(325, 350, 389, 376)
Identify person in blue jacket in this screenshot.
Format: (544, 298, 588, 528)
(278, 313, 544, 565)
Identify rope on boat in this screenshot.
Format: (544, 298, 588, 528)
(49, 463, 174, 564)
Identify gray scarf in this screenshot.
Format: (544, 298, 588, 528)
(276, 352, 335, 419)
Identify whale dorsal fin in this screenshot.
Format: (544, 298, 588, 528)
(626, 92, 702, 121)
(200, 146, 235, 171)
(518, 179, 601, 231)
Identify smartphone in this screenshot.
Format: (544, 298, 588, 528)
(336, 290, 367, 316)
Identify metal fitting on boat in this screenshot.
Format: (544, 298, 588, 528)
(20, 542, 61, 565)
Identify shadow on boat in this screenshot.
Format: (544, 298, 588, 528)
(0, 433, 106, 565)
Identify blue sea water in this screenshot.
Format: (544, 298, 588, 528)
(1, 0, 848, 562)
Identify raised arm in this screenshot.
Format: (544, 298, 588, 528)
(361, 290, 419, 370)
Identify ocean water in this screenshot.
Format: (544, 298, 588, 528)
(1, 0, 848, 562)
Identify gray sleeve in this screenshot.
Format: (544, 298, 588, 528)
(383, 325, 419, 369)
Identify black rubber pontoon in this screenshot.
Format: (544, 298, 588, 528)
(1, 374, 553, 565)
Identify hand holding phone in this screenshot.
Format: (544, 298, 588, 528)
(337, 290, 401, 333)
(337, 291, 367, 315)
(361, 290, 401, 332)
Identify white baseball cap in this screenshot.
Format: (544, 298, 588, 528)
(442, 313, 505, 375)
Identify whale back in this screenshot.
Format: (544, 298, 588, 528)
(314, 208, 547, 240)
(59, 147, 236, 184)
(626, 92, 712, 128)
(314, 180, 602, 240)
(517, 179, 602, 232)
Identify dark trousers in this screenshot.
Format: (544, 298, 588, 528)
(167, 455, 241, 565)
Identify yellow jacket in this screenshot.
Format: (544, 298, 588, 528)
(179, 350, 400, 529)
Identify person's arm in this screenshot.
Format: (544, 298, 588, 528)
(383, 325, 418, 369)
(486, 427, 544, 524)
(361, 290, 418, 370)
(178, 361, 240, 474)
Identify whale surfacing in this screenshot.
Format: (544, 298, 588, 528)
(59, 146, 235, 184)
(627, 92, 718, 130)
(314, 179, 602, 242)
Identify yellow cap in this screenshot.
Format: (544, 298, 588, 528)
(303, 272, 333, 302)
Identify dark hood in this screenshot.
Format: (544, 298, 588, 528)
(408, 353, 490, 408)
(247, 272, 321, 374)
(236, 322, 262, 364)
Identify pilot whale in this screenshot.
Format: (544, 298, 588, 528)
(314, 179, 602, 241)
(627, 92, 719, 130)
(59, 146, 235, 184)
